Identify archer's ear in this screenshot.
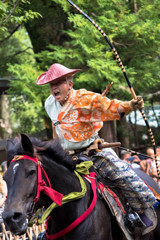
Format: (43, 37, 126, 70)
(68, 81, 73, 90)
(20, 133, 34, 155)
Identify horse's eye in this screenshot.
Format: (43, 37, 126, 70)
(27, 169, 36, 177)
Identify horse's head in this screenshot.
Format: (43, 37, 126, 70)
(2, 134, 38, 235)
(3, 134, 80, 237)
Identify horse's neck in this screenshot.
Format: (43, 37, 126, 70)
(42, 160, 81, 195)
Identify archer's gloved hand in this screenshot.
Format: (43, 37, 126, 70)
(129, 96, 144, 111)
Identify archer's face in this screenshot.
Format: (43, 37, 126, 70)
(49, 78, 73, 105)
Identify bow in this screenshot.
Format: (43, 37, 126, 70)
(67, 0, 160, 177)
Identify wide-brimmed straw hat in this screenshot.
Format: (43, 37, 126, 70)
(36, 63, 81, 85)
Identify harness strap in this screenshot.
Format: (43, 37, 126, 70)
(34, 163, 63, 205)
(46, 172, 97, 240)
(98, 181, 126, 214)
(36, 171, 87, 225)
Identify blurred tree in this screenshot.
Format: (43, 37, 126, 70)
(0, 0, 41, 76)
(7, 63, 51, 137)
(23, 0, 71, 54)
(0, 0, 40, 35)
(0, 28, 35, 77)
(0, 0, 42, 138)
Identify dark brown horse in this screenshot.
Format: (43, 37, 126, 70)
(2, 134, 160, 240)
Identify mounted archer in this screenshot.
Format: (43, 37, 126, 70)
(36, 63, 156, 235)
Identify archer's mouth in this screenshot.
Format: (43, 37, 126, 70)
(54, 91, 60, 97)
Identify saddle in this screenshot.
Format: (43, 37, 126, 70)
(70, 153, 157, 240)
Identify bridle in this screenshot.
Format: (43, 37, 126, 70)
(10, 155, 63, 218)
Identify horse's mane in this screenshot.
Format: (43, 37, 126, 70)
(6, 136, 74, 169)
(32, 137, 74, 167)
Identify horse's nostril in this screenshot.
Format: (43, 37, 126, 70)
(3, 210, 24, 223)
(3, 210, 27, 235)
(12, 212, 22, 221)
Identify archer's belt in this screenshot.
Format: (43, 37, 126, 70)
(66, 147, 91, 156)
(66, 137, 104, 156)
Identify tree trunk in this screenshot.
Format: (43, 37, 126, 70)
(99, 121, 120, 154)
(117, 117, 130, 148)
(99, 121, 117, 143)
(0, 94, 12, 139)
(24, 0, 70, 54)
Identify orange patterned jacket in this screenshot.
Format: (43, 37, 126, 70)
(56, 89, 131, 142)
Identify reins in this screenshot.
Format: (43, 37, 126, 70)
(10, 155, 97, 239)
(34, 170, 87, 225)
(46, 172, 97, 240)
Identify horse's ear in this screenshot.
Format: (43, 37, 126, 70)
(20, 134, 34, 155)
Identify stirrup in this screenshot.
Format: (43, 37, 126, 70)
(124, 211, 145, 234)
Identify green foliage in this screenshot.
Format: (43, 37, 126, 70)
(0, 0, 41, 32)
(35, 0, 160, 100)
(10, 96, 43, 135)
(0, 0, 43, 136)
(0, 27, 35, 77)
(7, 63, 50, 136)
(0, 0, 41, 77)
